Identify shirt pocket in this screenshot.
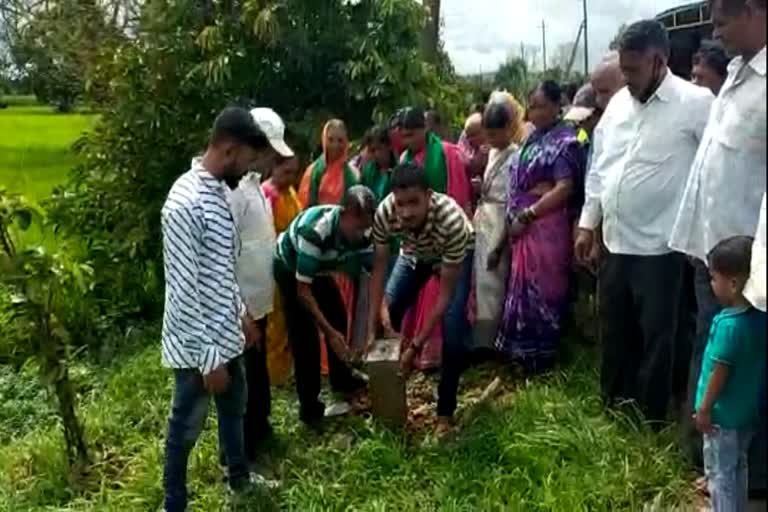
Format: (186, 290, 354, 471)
(716, 97, 766, 152)
(634, 122, 686, 165)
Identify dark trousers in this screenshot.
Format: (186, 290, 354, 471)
(243, 317, 271, 459)
(163, 357, 248, 512)
(385, 252, 473, 418)
(274, 264, 364, 423)
(218, 318, 271, 466)
(599, 252, 685, 423)
(673, 260, 698, 410)
(686, 260, 767, 494)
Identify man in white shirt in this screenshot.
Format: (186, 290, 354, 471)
(574, 20, 714, 425)
(669, 0, 766, 492)
(745, 194, 767, 313)
(227, 108, 293, 465)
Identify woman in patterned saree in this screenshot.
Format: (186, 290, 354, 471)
(489, 81, 581, 373)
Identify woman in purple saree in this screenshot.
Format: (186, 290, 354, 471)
(489, 81, 582, 373)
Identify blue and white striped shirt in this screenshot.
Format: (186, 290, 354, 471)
(161, 159, 244, 375)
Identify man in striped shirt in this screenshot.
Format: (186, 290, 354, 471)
(367, 162, 474, 435)
(273, 186, 376, 426)
(161, 107, 277, 512)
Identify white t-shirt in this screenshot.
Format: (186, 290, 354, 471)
(229, 173, 276, 320)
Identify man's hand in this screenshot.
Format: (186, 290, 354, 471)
(574, 228, 595, 267)
(508, 218, 528, 239)
(380, 302, 397, 338)
(400, 335, 424, 377)
(325, 327, 353, 363)
(242, 314, 263, 350)
(693, 408, 717, 435)
(203, 366, 230, 394)
(400, 346, 418, 377)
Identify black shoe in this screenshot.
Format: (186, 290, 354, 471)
(299, 401, 325, 427)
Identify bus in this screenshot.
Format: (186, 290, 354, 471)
(656, 1, 713, 79)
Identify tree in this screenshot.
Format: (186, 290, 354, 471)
(422, 0, 441, 63)
(8, 0, 125, 110)
(494, 57, 530, 100)
(0, 191, 91, 474)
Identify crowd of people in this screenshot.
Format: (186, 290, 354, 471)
(157, 1, 766, 510)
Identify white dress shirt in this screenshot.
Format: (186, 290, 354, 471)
(669, 47, 767, 264)
(745, 193, 766, 313)
(161, 160, 244, 375)
(229, 172, 276, 321)
(579, 70, 714, 255)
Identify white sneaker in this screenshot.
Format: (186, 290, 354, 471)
(324, 401, 353, 417)
(249, 472, 281, 490)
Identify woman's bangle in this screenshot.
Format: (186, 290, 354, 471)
(517, 207, 537, 225)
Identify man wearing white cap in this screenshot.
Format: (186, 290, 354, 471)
(227, 107, 294, 465)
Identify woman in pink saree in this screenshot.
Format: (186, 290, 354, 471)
(398, 107, 472, 370)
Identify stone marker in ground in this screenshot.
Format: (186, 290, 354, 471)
(365, 338, 407, 429)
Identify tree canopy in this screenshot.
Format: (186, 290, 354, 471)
(46, 0, 465, 326)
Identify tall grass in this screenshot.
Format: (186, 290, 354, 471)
(0, 333, 695, 512)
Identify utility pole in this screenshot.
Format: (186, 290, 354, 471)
(541, 20, 547, 71)
(582, 0, 589, 74)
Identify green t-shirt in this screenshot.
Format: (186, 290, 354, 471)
(695, 306, 767, 429)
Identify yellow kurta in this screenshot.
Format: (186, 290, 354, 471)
(263, 182, 302, 386)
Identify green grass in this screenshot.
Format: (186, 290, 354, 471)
(0, 103, 95, 201)
(0, 332, 696, 512)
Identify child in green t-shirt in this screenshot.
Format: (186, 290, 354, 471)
(694, 236, 767, 511)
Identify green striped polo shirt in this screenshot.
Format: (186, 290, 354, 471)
(275, 205, 371, 283)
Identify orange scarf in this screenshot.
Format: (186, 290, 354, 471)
(298, 121, 358, 207)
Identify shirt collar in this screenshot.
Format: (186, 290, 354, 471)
(329, 206, 345, 247)
(191, 157, 222, 187)
(651, 69, 675, 103)
(728, 46, 767, 78)
(720, 305, 753, 318)
(422, 193, 438, 235)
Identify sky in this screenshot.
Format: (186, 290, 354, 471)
(442, 0, 695, 75)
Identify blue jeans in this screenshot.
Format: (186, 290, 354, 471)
(385, 251, 473, 417)
(163, 357, 249, 512)
(704, 429, 752, 512)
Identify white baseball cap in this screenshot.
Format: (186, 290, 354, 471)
(563, 84, 598, 123)
(249, 108, 294, 157)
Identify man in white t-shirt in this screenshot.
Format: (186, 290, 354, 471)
(228, 107, 293, 464)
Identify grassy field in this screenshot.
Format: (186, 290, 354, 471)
(0, 334, 696, 512)
(0, 97, 698, 511)
(0, 96, 96, 201)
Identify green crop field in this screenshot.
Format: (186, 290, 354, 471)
(0, 97, 96, 201)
